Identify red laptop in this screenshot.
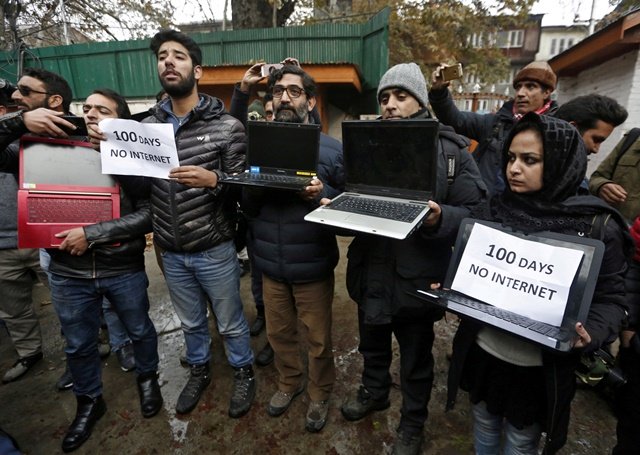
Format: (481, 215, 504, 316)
(17, 135, 120, 248)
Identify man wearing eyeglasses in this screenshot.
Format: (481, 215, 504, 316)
(243, 64, 344, 432)
(0, 68, 80, 388)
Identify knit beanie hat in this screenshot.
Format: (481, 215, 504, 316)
(513, 61, 557, 91)
(377, 63, 429, 108)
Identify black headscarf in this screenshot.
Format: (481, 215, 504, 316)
(482, 113, 630, 238)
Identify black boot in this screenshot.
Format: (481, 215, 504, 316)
(62, 395, 106, 453)
(137, 372, 163, 418)
(176, 363, 211, 414)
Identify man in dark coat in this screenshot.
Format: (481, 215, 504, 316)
(428, 61, 558, 195)
(243, 64, 344, 433)
(339, 62, 486, 455)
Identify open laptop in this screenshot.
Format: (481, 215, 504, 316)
(17, 135, 120, 248)
(222, 120, 320, 191)
(410, 218, 605, 352)
(304, 119, 439, 240)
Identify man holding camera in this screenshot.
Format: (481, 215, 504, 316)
(429, 61, 558, 195)
(0, 68, 79, 386)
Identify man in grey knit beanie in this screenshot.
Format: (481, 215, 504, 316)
(377, 62, 429, 108)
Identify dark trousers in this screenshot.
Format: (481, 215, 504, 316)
(613, 346, 640, 454)
(357, 308, 436, 433)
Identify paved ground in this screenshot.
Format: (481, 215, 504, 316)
(0, 238, 619, 454)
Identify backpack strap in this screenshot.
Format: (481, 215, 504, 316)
(612, 127, 640, 170)
(589, 213, 611, 241)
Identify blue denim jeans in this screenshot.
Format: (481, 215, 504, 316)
(50, 270, 159, 398)
(102, 298, 132, 351)
(162, 240, 253, 368)
(472, 401, 541, 455)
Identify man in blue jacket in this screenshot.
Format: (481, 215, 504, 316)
(244, 64, 344, 433)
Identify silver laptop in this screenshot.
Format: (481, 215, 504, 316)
(410, 219, 605, 352)
(305, 119, 439, 239)
(222, 121, 320, 191)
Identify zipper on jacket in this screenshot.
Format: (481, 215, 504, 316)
(545, 361, 559, 453)
(92, 250, 97, 279)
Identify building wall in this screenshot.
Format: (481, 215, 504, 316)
(556, 49, 640, 176)
(536, 27, 588, 62)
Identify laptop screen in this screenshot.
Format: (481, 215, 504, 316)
(21, 137, 116, 188)
(341, 119, 439, 198)
(247, 121, 320, 175)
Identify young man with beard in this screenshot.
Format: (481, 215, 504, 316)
(243, 65, 344, 432)
(90, 30, 254, 418)
(338, 63, 486, 455)
(429, 61, 558, 195)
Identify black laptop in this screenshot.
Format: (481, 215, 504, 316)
(222, 121, 320, 191)
(411, 218, 605, 352)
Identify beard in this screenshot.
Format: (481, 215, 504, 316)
(160, 71, 196, 98)
(274, 102, 308, 124)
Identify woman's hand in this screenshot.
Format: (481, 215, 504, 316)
(572, 322, 592, 349)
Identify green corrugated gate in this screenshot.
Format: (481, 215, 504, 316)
(0, 9, 388, 102)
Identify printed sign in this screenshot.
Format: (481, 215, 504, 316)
(451, 223, 584, 326)
(99, 118, 179, 179)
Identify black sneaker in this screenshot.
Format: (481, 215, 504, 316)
(340, 385, 390, 421)
(116, 344, 136, 372)
(228, 365, 256, 418)
(56, 364, 74, 391)
(2, 352, 43, 383)
(256, 342, 274, 367)
(176, 363, 211, 414)
(392, 428, 424, 455)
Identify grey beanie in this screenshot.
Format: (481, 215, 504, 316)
(377, 63, 429, 108)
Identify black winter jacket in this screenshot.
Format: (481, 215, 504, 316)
(428, 89, 558, 195)
(346, 117, 487, 325)
(244, 133, 344, 283)
(447, 220, 629, 454)
(144, 94, 246, 253)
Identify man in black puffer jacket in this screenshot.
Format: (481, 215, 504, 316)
(143, 30, 254, 419)
(243, 65, 344, 433)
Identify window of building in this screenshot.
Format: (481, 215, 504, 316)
(558, 38, 566, 53)
(550, 38, 557, 55)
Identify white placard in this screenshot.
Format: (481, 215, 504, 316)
(451, 223, 584, 326)
(99, 118, 179, 179)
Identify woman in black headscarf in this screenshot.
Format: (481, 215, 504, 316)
(446, 113, 633, 455)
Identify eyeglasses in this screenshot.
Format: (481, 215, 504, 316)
(17, 85, 49, 97)
(272, 85, 305, 99)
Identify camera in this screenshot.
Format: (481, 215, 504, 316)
(440, 64, 463, 82)
(0, 78, 17, 101)
(261, 63, 284, 78)
(247, 111, 264, 121)
(576, 348, 627, 389)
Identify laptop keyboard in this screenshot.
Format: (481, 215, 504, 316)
(328, 195, 426, 223)
(228, 173, 311, 186)
(28, 197, 113, 223)
(436, 289, 563, 339)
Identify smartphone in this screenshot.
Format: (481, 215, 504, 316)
(61, 115, 88, 136)
(440, 63, 463, 82)
(261, 63, 284, 78)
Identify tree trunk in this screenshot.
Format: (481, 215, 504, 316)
(231, 0, 297, 29)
